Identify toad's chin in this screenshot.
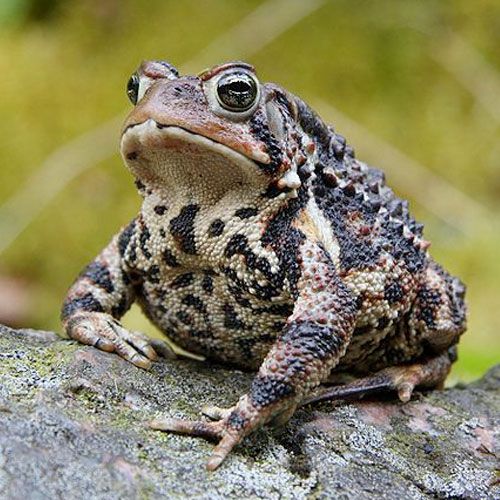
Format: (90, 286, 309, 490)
(120, 119, 269, 197)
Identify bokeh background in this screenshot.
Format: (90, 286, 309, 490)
(0, 0, 498, 381)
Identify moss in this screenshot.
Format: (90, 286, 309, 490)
(137, 482, 157, 500)
(169, 398, 199, 417)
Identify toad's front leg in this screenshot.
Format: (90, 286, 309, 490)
(150, 241, 357, 470)
(61, 223, 174, 368)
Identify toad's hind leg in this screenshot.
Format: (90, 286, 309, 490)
(149, 239, 358, 470)
(302, 348, 456, 406)
(304, 259, 467, 407)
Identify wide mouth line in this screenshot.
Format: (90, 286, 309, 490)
(154, 122, 233, 154)
(123, 120, 223, 148)
(124, 120, 202, 137)
(122, 120, 270, 167)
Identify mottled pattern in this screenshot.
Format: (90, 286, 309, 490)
(61, 60, 467, 469)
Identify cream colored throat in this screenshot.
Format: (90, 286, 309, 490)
(120, 120, 268, 206)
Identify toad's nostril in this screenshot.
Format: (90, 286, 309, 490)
(154, 60, 180, 80)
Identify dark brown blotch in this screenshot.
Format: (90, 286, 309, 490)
(169, 204, 199, 255)
(208, 219, 225, 237)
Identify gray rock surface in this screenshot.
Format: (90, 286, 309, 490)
(0, 324, 498, 499)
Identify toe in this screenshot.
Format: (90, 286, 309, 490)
(93, 337, 115, 352)
(206, 432, 241, 471)
(397, 382, 414, 403)
(130, 352, 152, 369)
(69, 322, 102, 347)
(201, 405, 233, 420)
(113, 337, 152, 369)
(130, 337, 158, 361)
(150, 339, 178, 360)
(119, 328, 158, 361)
(149, 417, 222, 440)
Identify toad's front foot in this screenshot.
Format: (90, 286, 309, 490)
(64, 312, 175, 369)
(149, 403, 250, 471)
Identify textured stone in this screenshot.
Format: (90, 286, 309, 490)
(0, 324, 498, 499)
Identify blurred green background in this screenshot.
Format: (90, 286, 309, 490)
(0, 0, 498, 382)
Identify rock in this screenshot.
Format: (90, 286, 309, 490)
(0, 324, 498, 499)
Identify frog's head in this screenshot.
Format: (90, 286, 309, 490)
(120, 60, 319, 202)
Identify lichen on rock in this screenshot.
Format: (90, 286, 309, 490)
(0, 324, 498, 499)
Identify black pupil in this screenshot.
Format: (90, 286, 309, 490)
(127, 74, 139, 104)
(217, 72, 257, 111)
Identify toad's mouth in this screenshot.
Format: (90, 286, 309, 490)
(120, 119, 269, 193)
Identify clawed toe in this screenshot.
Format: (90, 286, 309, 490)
(93, 337, 115, 352)
(396, 382, 415, 403)
(206, 433, 241, 471)
(128, 352, 152, 369)
(66, 313, 165, 369)
(149, 404, 244, 470)
(150, 339, 178, 360)
(201, 404, 233, 420)
(149, 417, 223, 440)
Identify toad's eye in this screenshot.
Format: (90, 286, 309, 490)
(126, 74, 140, 105)
(216, 72, 258, 111)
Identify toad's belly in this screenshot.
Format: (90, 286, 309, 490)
(136, 271, 293, 369)
(135, 269, 421, 372)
